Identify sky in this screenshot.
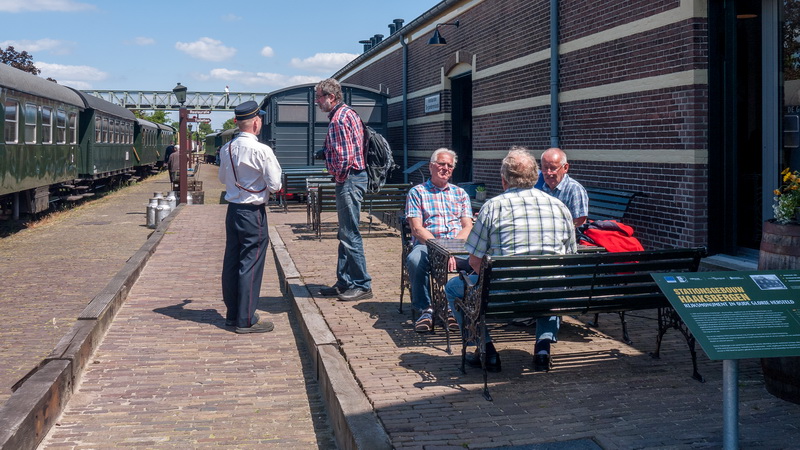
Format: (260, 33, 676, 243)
(0, 0, 438, 128)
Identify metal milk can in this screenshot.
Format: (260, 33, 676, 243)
(155, 198, 171, 227)
(166, 191, 177, 209)
(146, 197, 159, 228)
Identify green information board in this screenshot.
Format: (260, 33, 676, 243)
(653, 270, 800, 360)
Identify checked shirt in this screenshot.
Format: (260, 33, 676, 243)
(467, 187, 576, 259)
(405, 180, 472, 245)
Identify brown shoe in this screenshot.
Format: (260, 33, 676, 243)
(235, 315, 274, 334)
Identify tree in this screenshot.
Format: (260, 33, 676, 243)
(222, 118, 236, 130)
(1, 46, 41, 75)
(132, 110, 170, 125)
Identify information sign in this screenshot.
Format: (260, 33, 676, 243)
(188, 109, 211, 114)
(653, 270, 800, 360)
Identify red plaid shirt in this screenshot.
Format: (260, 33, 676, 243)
(324, 103, 365, 183)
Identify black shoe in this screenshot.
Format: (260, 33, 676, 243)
(533, 353, 552, 372)
(337, 288, 373, 302)
(465, 351, 502, 372)
(318, 285, 345, 297)
(235, 317, 274, 334)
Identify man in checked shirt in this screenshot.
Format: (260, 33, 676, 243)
(314, 78, 373, 302)
(405, 148, 473, 333)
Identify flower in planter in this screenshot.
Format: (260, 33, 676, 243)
(773, 167, 800, 224)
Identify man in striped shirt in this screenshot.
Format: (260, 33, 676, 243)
(446, 147, 576, 372)
(405, 148, 473, 332)
(315, 78, 373, 302)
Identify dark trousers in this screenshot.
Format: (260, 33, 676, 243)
(222, 203, 268, 328)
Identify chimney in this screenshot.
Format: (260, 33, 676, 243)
(373, 34, 384, 44)
(389, 23, 397, 35)
(359, 39, 372, 52)
(393, 18, 404, 31)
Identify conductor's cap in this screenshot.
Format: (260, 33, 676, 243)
(234, 101, 265, 121)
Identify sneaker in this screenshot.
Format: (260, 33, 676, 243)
(446, 310, 459, 332)
(318, 285, 345, 297)
(414, 310, 433, 333)
(337, 288, 373, 302)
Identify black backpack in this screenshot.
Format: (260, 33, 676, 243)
(362, 122, 397, 193)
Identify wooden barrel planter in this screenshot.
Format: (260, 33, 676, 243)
(758, 220, 800, 405)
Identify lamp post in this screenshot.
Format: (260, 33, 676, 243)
(173, 83, 188, 204)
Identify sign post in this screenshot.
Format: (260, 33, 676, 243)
(653, 269, 800, 450)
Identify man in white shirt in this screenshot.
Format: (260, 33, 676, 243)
(218, 101, 282, 333)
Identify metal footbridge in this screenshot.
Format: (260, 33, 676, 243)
(82, 90, 268, 111)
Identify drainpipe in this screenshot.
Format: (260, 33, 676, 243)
(401, 35, 409, 183)
(550, 0, 560, 148)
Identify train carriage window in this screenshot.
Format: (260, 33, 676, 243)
(102, 117, 109, 143)
(5, 100, 19, 144)
(95, 116, 101, 142)
(128, 122, 133, 144)
(68, 112, 77, 144)
(56, 109, 67, 144)
(24, 103, 37, 144)
(42, 107, 53, 144)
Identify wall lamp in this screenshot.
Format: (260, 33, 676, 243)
(428, 20, 459, 46)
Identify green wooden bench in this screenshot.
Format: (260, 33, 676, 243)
(278, 167, 329, 213)
(585, 186, 643, 221)
(310, 183, 411, 240)
(472, 186, 643, 221)
(454, 247, 707, 401)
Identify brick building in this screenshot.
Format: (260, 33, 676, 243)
(333, 0, 797, 259)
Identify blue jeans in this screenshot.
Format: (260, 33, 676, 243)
(406, 243, 432, 312)
(335, 170, 371, 291)
(446, 274, 560, 345)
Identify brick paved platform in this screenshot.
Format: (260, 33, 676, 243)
(3, 163, 799, 449)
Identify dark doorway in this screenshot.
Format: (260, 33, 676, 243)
(709, 0, 763, 255)
(451, 74, 473, 183)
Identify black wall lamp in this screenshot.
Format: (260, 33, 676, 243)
(428, 20, 460, 46)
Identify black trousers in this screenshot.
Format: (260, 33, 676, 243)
(222, 203, 268, 328)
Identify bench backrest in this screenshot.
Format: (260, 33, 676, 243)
(281, 168, 329, 195)
(478, 247, 707, 319)
(585, 186, 642, 221)
(315, 183, 411, 212)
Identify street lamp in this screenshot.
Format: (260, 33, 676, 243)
(173, 83, 189, 204)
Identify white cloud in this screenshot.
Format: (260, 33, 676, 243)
(175, 37, 236, 62)
(36, 62, 108, 88)
(221, 13, 241, 22)
(199, 68, 321, 90)
(260, 46, 274, 58)
(290, 52, 358, 73)
(0, 38, 74, 55)
(0, 0, 94, 12)
(133, 37, 156, 46)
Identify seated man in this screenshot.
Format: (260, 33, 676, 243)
(446, 146, 576, 372)
(538, 147, 589, 227)
(406, 148, 473, 333)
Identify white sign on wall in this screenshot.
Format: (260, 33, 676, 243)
(425, 94, 440, 113)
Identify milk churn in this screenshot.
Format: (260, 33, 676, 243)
(154, 192, 163, 200)
(166, 191, 177, 209)
(146, 197, 159, 229)
(155, 197, 171, 227)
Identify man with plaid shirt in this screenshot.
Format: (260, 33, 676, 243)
(315, 78, 372, 302)
(446, 147, 576, 372)
(406, 148, 473, 332)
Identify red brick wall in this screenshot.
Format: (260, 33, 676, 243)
(339, 0, 709, 249)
